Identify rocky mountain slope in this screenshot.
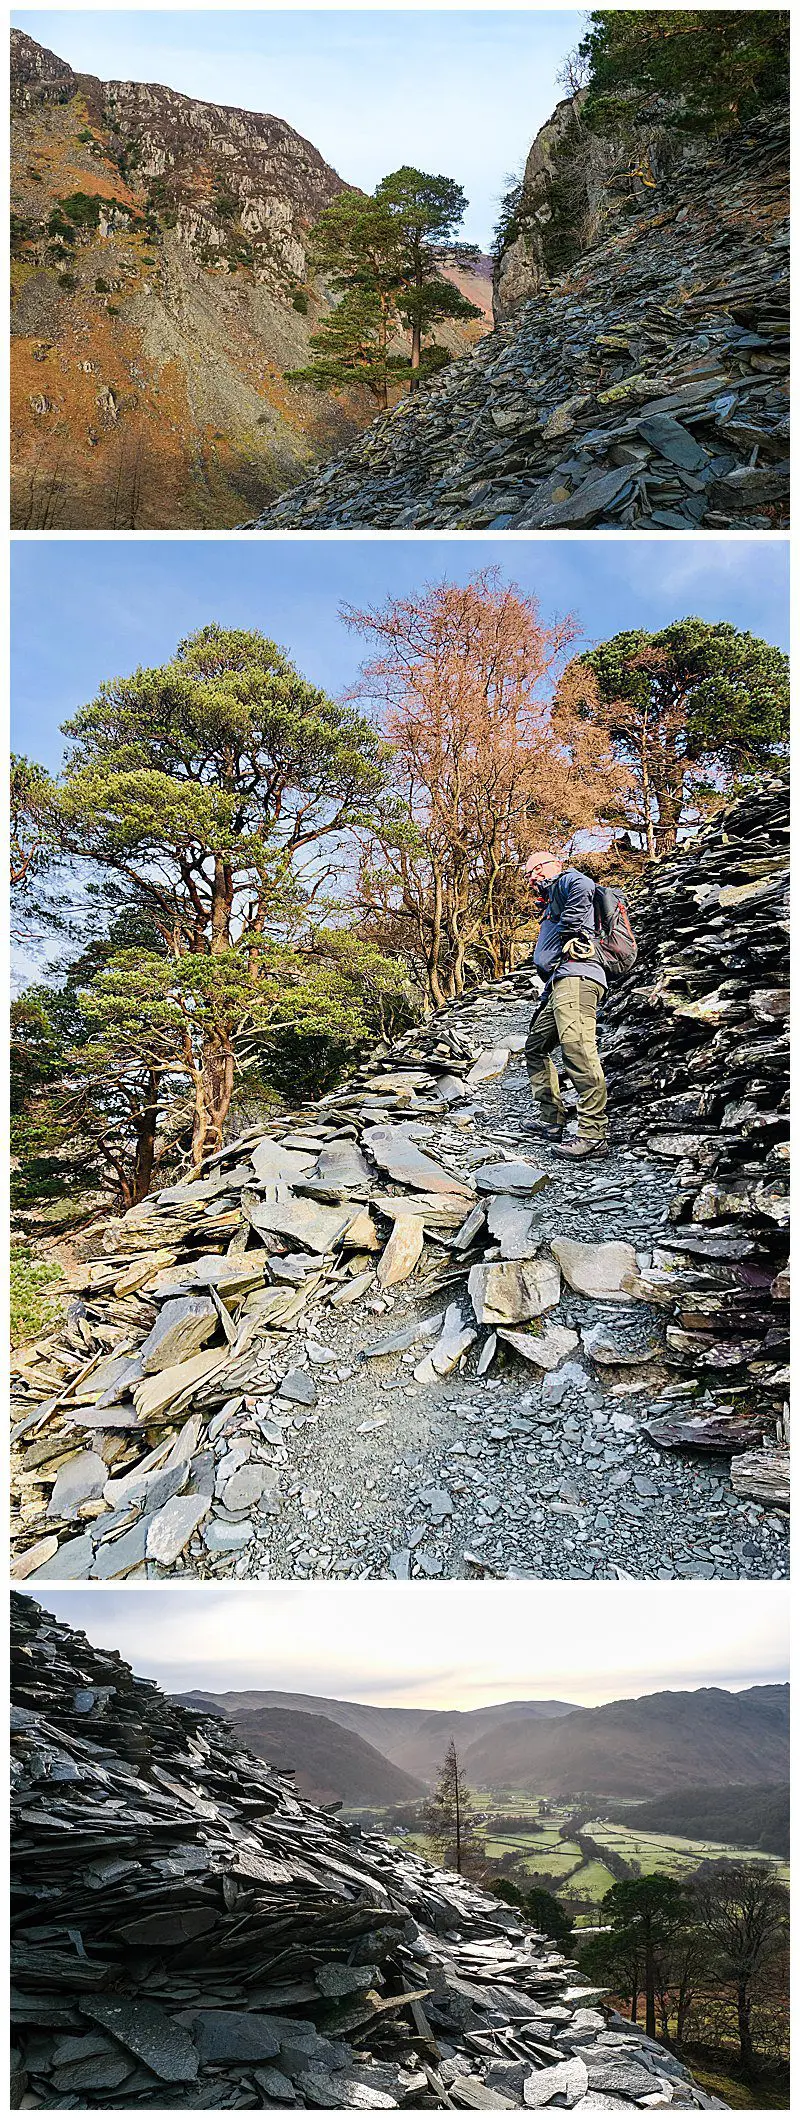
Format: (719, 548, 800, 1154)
(11, 1592, 725, 2111)
(10, 29, 488, 528)
(10, 779, 789, 1587)
(183, 1693, 577, 1786)
(460, 1686, 789, 1800)
(184, 1684, 789, 1803)
(257, 108, 788, 530)
(182, 1698, 426, 1808)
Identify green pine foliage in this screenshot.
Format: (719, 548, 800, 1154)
(576, 10, 789, 134)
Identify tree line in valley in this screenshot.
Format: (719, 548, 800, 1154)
(411, 1741, 790, 2098)
(11, 573, 787, 1304)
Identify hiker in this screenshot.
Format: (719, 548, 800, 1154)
(523, 851, 609, 1161)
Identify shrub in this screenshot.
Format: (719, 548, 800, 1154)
(57, 273, 78, 291)
(57, 192, 103, 229)
(292, 289, 309, 315)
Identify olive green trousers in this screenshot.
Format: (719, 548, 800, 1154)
(525, 977, 608, 1142)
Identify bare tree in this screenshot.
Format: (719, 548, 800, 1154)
(346, 572, 623, 1005)
(695, 1863, 789, 2074)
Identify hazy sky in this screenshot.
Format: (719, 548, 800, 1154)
(31, 1582, 789, 1707)
(11, 536, 789, 774)
(13, 9, 583, 247)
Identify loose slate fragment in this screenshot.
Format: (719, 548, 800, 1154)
(377, 1215, 425, 1288)
(47, 1450, 106, 1520)
(523, 2056, 588, 2107)
(138, 1295, 218, 1375)
(475, 1162, 549, 1197)
(80, 1999, 200, 2082)
(414, 1303, 477, 1381)
(363, 1124, 474, 1199)
(550, 1238, 639, 1303)
(145, 1492, 211, 1565)
(498, 1324, 580, 1372)
(246, 1195, 354, 1253)
(487, 1195, 539, 1259)
(465, 1048, 510, 1086)
(468, 1259, 560, 1327)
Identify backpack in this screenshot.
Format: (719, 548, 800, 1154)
(592, 884, 638, 980)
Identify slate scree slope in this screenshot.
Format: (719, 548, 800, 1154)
(9, 777, 788, 1584)
(257, 101, 788, 531)
(10, 1594, 726, 2111)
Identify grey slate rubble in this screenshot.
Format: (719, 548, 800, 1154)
(10, 1594, 725, 2111)
(10, 782, 788, 1581)
(601, 775, 789, 1496)
(251, 113, 788, 532)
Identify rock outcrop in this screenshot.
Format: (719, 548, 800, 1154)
(10, 1592, 725, 2111)
(492, 93, 694, 325)
(256, 109, 788, 530)
(10, 30, 488, 528)
(602, 776, 789, 1485)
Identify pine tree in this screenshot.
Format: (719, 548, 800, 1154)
(425, 1741, 479, 1875)
(375, 168, 481, 388)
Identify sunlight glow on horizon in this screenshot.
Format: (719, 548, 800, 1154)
(29, 1582, 789, 1710)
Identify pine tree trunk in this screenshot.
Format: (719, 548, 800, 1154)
(193, 1040, 235, 1168)
(409, 262, 423, 390)
(131, 1074, 161, 1204)
(644, 1937, 656, 2041)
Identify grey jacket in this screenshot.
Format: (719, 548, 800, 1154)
(533, 868, 607, 992)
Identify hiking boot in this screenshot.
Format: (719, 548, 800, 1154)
(522, 1120, 565, 1142)
(553, 1138, 610, 1161)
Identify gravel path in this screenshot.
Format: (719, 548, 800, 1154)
(192, 993, 787, 1585)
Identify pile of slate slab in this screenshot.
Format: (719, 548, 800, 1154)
(600, 775, 789, 1503)
(10, 1593, 725, 2111)
(11, 970, 681, 1582)
(252, 110, 788, 531)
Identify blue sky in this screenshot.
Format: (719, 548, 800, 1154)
(11, 536, 789, 773)
(28, 1582, 789, 1705)
(14, 9, 582, 247)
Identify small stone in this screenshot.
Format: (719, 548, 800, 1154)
(279, 1368, 318, 1406)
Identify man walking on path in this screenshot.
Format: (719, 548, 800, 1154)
(523, 851, 609, 1162)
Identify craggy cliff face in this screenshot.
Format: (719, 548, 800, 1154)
(10, 30, 490, 529)
(10, 29, 361, 527)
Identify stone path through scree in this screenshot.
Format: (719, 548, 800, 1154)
(235, 992, 788, 1584)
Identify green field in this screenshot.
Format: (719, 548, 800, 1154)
(584, 1816, 789, 1889)
(382, 1794, 788, 1926)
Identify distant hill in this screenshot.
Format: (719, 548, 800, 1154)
(603, 1782, 790, 1860)
(460, 1687, 790, 1800)
(181, 1696, 424, 1807)
(179, 1690, 577, 1785)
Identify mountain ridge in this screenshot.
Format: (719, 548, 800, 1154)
(176, 1683, 788, 1803)
(10, 28, 489, 527)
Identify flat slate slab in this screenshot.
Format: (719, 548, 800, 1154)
(362, 1124, 474, 1199)
(475, 1161, 549, 1197)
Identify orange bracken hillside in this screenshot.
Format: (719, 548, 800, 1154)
(11, 29, 491, 529)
